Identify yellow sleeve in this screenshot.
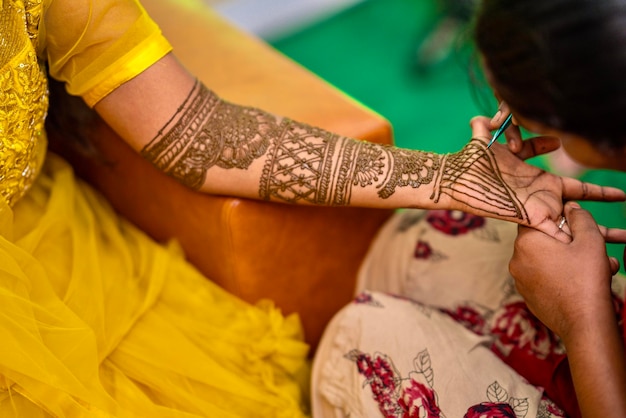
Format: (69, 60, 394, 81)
(43, 0, 173, 107)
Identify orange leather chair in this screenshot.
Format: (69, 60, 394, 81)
(55, 0, 394, 353)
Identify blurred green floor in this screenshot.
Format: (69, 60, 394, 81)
(272, 0, 626, 268)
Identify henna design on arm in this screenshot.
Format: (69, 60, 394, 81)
(376, 147, 441, 199)
(142, 79, 443, 203)
(258, 121, 347, 204)
(258, 124, 442, 204)
(141, 80, 528, 220)
(258, 122, 384, 205)
(141, 80, 274, 189)
(431, 139, 529, 222)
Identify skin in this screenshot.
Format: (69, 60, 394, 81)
(491, 102, 626, 417)
(94, 53, 626, 239)
(510, 202, 626, 417)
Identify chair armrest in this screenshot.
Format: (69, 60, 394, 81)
(55, 0, 395, 352)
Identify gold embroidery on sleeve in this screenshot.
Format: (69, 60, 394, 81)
(0, 0, 48, 206)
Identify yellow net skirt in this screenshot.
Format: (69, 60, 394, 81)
(0, 154, 310, 417)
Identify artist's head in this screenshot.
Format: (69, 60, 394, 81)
(474, 0, 626, 170)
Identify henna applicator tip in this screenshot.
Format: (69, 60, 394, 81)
(487, 113, 513, 148)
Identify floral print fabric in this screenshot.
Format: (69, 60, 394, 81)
(312, 291, 561, 417)
(313, 210, 626, 417)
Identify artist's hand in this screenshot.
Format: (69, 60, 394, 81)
(509, 201, 625, 339)
(467, 116, 626, 240)
(489, 102, 524, 153)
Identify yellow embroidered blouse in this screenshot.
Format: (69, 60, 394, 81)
(0, 0, 172, 206)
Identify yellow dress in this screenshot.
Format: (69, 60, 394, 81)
(0, 0, 310, 416)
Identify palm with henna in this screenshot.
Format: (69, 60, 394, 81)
(457, 116, 626, 241)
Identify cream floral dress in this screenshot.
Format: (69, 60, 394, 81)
(313, 209, 626, 417)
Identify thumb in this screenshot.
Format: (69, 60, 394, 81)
(469, 116, 492, 140)
(564, 201, 602, 241)
(609, 256, 621, 276)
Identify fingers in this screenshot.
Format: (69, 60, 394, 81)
(490, 102, 523, 152)
(471, 115, 562, 162)
(597, 225, 626, 243)
(549, 202, 626, 243)
(469, 116, 492, 139)
(609, 257, 621, 276)
(505, 129, 523, 153)
(490, 102, 511, 129)
(561, 177, 626, 202)
(563, 202, 607, 244)
(515, 136, 561, 160)
(538, 216, 573, 243)
(469, 114, 520, 148)
(556, 215, 572, 238)
(520, 214, 572, 243)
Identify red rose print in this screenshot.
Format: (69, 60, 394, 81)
(398, 379, 442, 417)
(414, 240, 433, 259)
(349, 351, 399, 417)
(354, 292, 374, 305)
(353, 292, 384, 307)
(426, 210, 485, 236)
(347, 349, 443, 418)
(490, 301, 561, 359)
(541, 396, 567, 417)
(465, 381, 529, 417)
(464, 402, 516, 418)
(444, 305, 487, 335)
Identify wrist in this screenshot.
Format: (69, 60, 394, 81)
(560, 299, 619, 347)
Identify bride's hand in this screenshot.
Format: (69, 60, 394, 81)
(461, 116, 626, 242)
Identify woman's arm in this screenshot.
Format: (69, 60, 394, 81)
(94, 54, 625, 231)
(510, 202, 626, 416)
(565, 305, 626, 417)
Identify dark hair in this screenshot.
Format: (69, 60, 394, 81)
(474, 0, 626, 149)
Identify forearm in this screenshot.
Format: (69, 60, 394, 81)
(95, 54, 530, 222)
(138, 79, 429, 205)
(145, 81, 533, 221)
(564, 308, 626, 417)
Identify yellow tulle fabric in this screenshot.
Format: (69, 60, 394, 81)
(0, 0, 311, 415)
(0, 154, 311, 417)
